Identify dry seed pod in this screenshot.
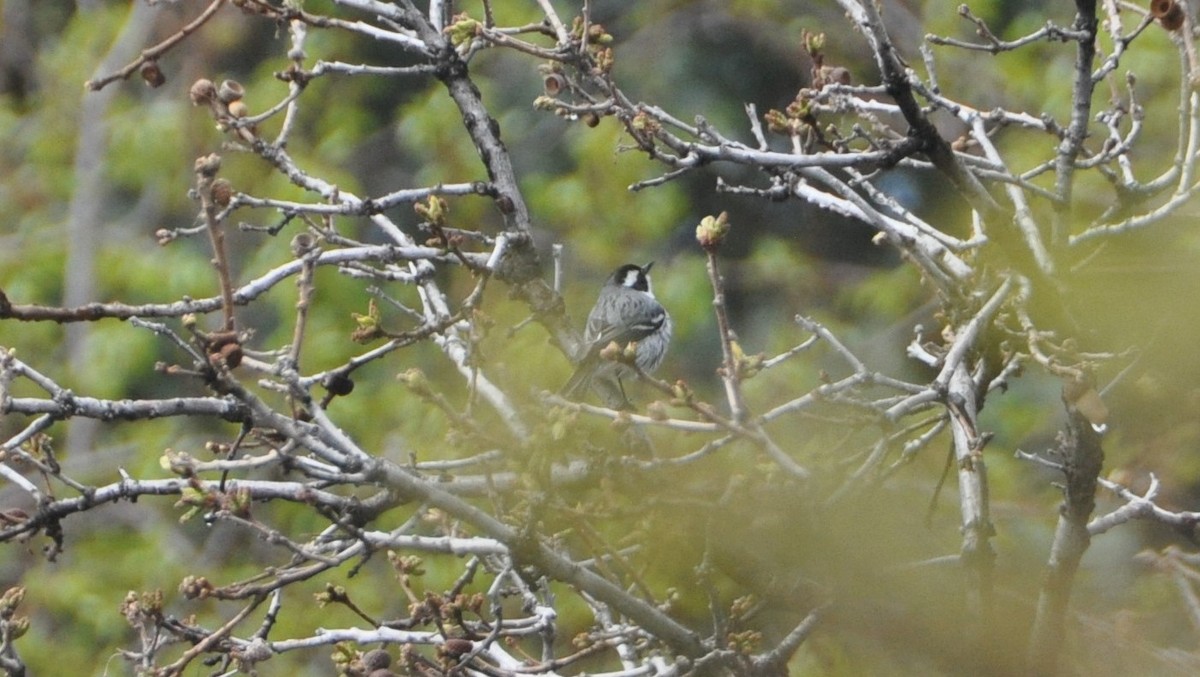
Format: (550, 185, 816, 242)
(140, 61, 166, 88)
(217, 79, 245, 104)
(543, 72, 567, 96)
(1151, 0, 1185, 31)
(440, 638, 474, 658)
(189, 78, 217, 105)
(361, 649, 391, 670)
(211, 341, 243, 369)
(323, 373, 355, 396)
(207, 332, 240, 369)
(210, 179, 233, 207)
(290, 232, 316, 257)
(827, 66, 851, 86)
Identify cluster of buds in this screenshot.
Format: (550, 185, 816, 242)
(763, 30, 852, 138)
(178, 575, 215, 600)
(414, 195, 449, 227)
(570, 16, 615, 74)
(0, 586, 28, 641)
(802, 31, 851, 88)
(764, 98, 812, 136)
(445, 13, 483, 47)
(189, 77, 257, 142)
(119, 589, 164, 625)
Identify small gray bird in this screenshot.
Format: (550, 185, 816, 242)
(561, 262, 672, 404)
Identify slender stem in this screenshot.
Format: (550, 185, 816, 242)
(195, 163, 237, 332)
(704, 250, 746, 423)
(85, 0, 230, 91)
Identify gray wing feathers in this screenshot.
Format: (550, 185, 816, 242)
(561, 289, 668, 398)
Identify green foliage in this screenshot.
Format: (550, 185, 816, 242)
(524, 121, 688, 267)
(396, 88, 485, 182)
(107, 98, 192, 199)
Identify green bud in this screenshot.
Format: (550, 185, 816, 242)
(445, 17, 481, 46)
(695, 212, 731, 251)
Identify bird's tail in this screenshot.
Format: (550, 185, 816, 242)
(560, 356, 597, 399)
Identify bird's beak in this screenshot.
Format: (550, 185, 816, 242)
(643, 261, 655, 272)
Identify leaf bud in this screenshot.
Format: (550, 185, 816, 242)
(0, 586, 25, 613)
(763, 109, 791, 135)
(599, 341, 622, 362)
(414, 195, 449, 226)
(646, 400, 670, 421)
(804, 32, 826, 54)
(621, 341, 638, 362)
(670, 380, 691, 403)
(630, 111, 660, 134)
(695, 211, 731, 251)
(398, 368, 432, 397)
(194, 153, 222, 177)
(445, 16, 481, 46)
(179, 576, 214, 600)
(7, 616, 29, 639)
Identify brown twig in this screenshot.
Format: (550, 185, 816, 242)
(160, 594, 265, 675)
(194, 154, 238, 332)
(84, 0, 230, 92)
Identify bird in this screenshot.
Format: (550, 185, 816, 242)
(561, 262, 672, 405)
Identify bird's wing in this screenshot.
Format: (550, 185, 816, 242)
(561, 294, 665, 399)
(582, 296, 666, 357)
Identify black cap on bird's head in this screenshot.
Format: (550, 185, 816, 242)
(608, 262, 654, 292)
